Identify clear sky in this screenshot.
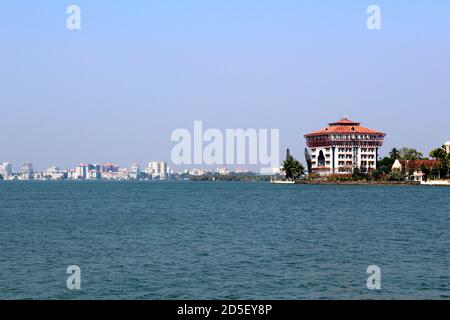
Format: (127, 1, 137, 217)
(1, 1, 449, 171)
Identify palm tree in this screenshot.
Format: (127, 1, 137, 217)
(389, 148, 400, 160)
(282, 149, 305, 180)
(430, 147, 447, 160)
(430, 147, 448, 179)
(399, 148, 424, 160)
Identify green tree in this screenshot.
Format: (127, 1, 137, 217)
(378, 156, 394, 174)
(389, 148, 400, 160)
(371, 169, 385, 181)
(382, 147, 425, 176)
(388, 170, 406, 182)
(447, 153, 450, 179)
(282, 149, 305, 180)
(429, 147, 446, 160)
(399, 148, 424, 160)
(430, 147, 448, 179)
(352, 167, 367, 181)
(420, 164, 430, 182)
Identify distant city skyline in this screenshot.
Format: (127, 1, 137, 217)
(1, 1, 450, 170)
(0, 158, 262, 181)
(0, 159, 259, 175)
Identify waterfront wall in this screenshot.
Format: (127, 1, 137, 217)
(297, 180, 421, 186)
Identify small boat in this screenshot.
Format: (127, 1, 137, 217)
(421, 180, 450, 186)
(270, 179, 295, 184)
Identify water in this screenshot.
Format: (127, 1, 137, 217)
(0, 181, 448, 300)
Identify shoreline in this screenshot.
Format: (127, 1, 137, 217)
(295, 180, 433, 186)
(1, 179, 449, 186)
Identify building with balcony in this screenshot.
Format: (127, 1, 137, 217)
(304, 117, 386, 175)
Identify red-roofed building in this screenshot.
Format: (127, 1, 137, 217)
(304, 117, 386, 175)
(392, 159, 439, 182)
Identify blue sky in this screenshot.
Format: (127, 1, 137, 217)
(1, 1, 449, 170)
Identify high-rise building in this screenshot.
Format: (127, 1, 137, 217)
(98, 163, 119, 173)
(22, 163, 34, 180)
(129, 162, 140, 179)
(304, 117, 386, 175)
(46, 166, 61, 173)
(146, 161, 167, 179)
(75, 164, 88, 179)
(0, 162, 13, 179)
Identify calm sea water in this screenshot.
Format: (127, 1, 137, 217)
(0, 181, 448, 300)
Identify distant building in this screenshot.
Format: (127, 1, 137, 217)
(129, 162, 140, 179)
(188, 168, 209, 176)
(75, 164, 89, 179)
(272, 166, 283, 175)
(34, 171, 66, 180)
(21, 163, 34, 180)
(216, 166, 230, 175)
(86, 170, 99, 180)
(445, 141, 450, 154)
(146, 161, 167, 179)
(235, 167, 252, 174)
(304, 117, 386, 175)
(98, 163, 119, 173)
(46, 166, 61, 173)
(33, 166, 66, 180)
(67, 170, 77, 180)
(392, 159, 439, 182)
(0, 162, 13, 179)
(101, 168, 129, 180)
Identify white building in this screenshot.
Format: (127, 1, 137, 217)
(67, 170, 78, 180)
(146, 161, 167, 179)
(304, 117, 386, 175)
(101, 168, 129, 180)
(188, 168, 209, 176)
(34, 171, 66, 180)
(272, 166, 283, 175)
(75, 164, 89, 179)
(21, 163, 34, 180)
(216, 166, 230, 175)
(129, 162, 140, 179)
(38, 166, 67, 180)
(0, 162, 13, 179)
(87, 170, 100, 180)
(46, 166, 61, 173)
(445, 141, 450, 154)
(235, 167, 252, 174)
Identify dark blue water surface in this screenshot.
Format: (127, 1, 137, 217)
(0, 181, 448, 299)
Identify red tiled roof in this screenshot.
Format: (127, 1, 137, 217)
(305, 118, 385, 137)
(399, 160, 439, 170)
(329, 118, 361, 126)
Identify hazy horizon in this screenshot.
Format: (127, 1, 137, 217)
(1, 1, 450, 171)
